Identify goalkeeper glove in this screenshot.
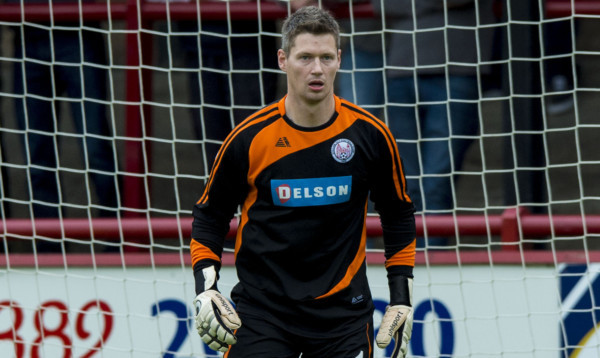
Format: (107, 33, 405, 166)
(193, 289, 241, 352)
(192, 265, 241, 352)
(375, 276, 413, 358)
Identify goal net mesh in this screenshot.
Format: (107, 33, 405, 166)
(1, 0, 600, 357)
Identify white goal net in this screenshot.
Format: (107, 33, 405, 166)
(1, 0, 600, 357)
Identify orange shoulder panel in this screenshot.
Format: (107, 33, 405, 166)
(339, 99, 410, 202)
(197, 102, 280, 205)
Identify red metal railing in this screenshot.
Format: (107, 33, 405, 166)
(2, 209, 600, 267)
(2, 209, 600, 249)
(545, 0, 600, 17)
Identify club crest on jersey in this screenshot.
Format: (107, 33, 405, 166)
(271, 176, 352, 207)
(331, 138, 355, 163)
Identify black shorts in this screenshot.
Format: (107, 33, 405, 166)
(224, 311, 374, 358)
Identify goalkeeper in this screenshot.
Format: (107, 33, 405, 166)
(190, 6, 416, 358)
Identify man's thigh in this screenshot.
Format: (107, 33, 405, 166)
(301, 319, 374, 358)
(225, 313, 373, 358)
(225, 313, 299, 358)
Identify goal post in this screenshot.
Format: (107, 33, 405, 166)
(1, 0, 600, 357)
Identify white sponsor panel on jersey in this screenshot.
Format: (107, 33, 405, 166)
(271, 176, 352, 207)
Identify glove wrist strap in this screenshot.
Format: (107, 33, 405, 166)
(194, 264, 220, 294)
(389, 275, 412, 306)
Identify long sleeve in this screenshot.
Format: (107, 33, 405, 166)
(368, 120, 416, 277)
(190, 130, 249, 294)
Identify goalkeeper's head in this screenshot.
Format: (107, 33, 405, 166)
(280, 6, 341, 55)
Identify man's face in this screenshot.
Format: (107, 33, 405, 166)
(278, 32, 341, 105)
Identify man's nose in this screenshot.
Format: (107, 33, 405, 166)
(312, 58, 323, 73)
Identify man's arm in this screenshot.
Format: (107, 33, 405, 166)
(191, 200, 242, 353)
(375, 205, 416, 358)
(368, 122, 416, 358)
(190, 135, 248, 353)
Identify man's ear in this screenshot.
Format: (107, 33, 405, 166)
(278, 49, 287, 72)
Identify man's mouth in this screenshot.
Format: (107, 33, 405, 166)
(308, 79, 325, 91)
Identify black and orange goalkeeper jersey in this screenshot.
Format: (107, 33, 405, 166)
(191, 95, 416, 337)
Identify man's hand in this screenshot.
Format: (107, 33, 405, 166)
(375, 304, 413, 358)
(193, 290, 242, 352)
